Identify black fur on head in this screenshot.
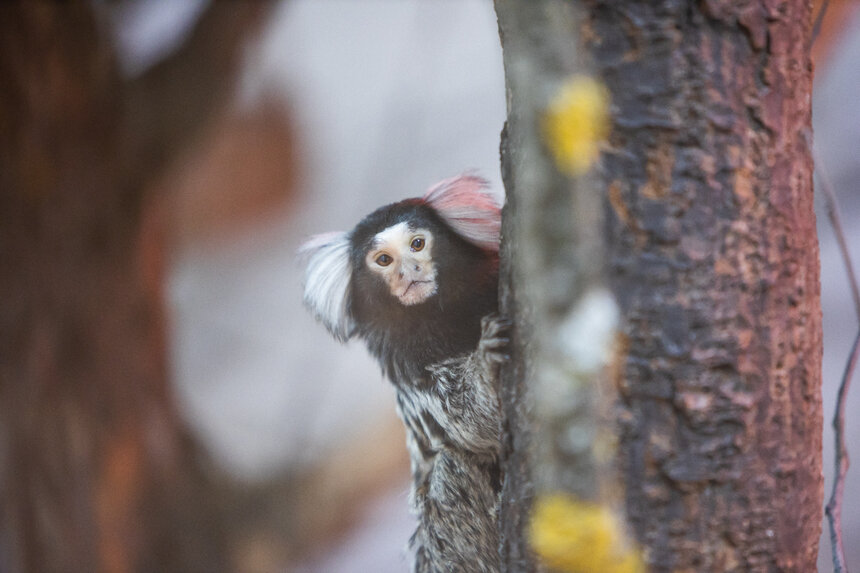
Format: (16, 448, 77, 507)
(349, 198, 498, 383)
(300, 175, 501, 385)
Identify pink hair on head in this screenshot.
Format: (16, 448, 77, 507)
(423, 175, 501, 251)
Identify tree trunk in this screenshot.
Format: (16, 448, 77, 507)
(495, 2, 619, 571)
(587, 1, 823, 570)
(496, 1, 823, 571)
(0, 3, 267, 571)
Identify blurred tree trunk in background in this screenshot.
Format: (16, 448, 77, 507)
(495, 3, 612, 572)
(496, 1, 823, 571)
(0, 3, 269, 572)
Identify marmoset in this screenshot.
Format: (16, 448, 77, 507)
(300, 175, 507, 573)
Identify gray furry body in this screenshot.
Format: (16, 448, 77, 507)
(396, 316, 506, 573)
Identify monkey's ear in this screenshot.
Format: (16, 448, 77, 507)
(423, 175, 501, 251)
(299, 231, 354, 342)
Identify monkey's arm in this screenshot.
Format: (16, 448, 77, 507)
(400, 315, 508, 455)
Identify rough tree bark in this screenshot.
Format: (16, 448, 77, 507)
(589, 2, 823, 570)
(0, 3, 269, 572)
(496, 1, 823, 572)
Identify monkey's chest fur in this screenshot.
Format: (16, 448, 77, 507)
(357, 306, 504, 573)
(395, 360, 502, 573)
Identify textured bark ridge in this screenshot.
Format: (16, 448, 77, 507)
(497, 127, 536, 573)
(585, 1, 823, 570)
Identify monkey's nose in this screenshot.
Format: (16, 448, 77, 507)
(401, 262, 420, 278)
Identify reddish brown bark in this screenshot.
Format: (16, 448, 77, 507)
(0, 3, 268, 571)
(584, 1, 823, 570)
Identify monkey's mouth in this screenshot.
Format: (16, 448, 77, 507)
(399, 280, 435, 305)
(403, 280, 431, 295)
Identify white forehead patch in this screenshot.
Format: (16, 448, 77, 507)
(372, 221, 412, 250)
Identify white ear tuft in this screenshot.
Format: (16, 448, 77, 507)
(423, 175, 501, 251)
(299, 231, 353, 342)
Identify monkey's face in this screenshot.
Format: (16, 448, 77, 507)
(300, 175, 499, 342)
(364, 222, 437, 306)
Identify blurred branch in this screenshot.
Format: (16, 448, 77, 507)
(816, 158, 860, 321)
(816, 154, 860, 573)
(0, 3, 277, 570)
(121, 0, 274, 190)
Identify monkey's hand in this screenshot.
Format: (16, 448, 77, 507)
(477, 313, 511, 380)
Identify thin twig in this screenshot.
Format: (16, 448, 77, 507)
(815, 156, 860, 322)
(811, 0, 831, 47)
(816, 153, 860, 573)
(826, 329, 860, 573)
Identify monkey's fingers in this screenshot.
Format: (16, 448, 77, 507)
(480, 313, 512, 337)
(479, 314, 512, 364)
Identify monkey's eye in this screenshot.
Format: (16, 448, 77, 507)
(375, 253, 393, 266)
(410, 237, 425, 252)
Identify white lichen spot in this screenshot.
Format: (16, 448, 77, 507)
(557, 289, 620, 374)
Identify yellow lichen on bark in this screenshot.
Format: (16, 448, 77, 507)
(542, 76, 610, 175)
(529, 493, 643, 573)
